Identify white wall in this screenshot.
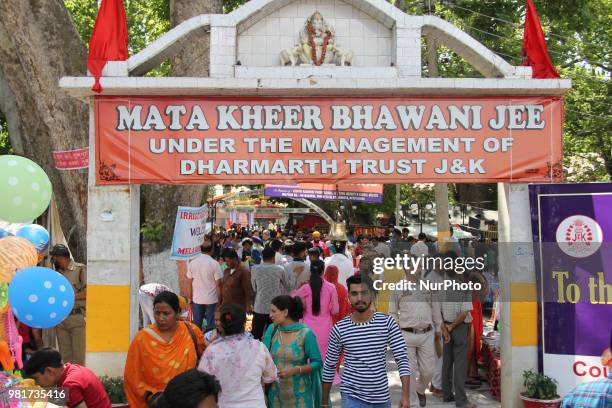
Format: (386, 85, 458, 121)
(238, 0, 393, 67)
(142, 248, 180, 293)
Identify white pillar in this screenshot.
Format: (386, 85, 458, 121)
(85, 100, 140, 376)
(498, 182, 538, 407)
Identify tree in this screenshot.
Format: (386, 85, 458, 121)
(0, 0, 89, 260)
(393, 0, 610, 210)
(422, 0, 611, 180)
(0, 0, 223, 262)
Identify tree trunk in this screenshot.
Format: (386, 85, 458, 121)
(0, 1, 88, 262)
(425, 12, 451, 250)
(455, 184, 497, 210)
(138, 0, 224, 256)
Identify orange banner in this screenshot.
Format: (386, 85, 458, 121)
(94, 96, 563, 185)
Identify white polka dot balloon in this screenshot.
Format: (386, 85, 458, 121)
(8, 266, 75, 329)
(0, 155, 52, 223)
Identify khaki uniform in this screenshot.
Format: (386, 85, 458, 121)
(389, 278, 442, 408)
(56, 260, 86, 365)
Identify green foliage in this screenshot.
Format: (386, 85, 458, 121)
(99, 376, 126, 403)
(224, 0, 249, 13)
(522, 369, 559, 400)
(124, 0, 171, 76)
(395, 0, 611, 180)
(0, 116, 13, 155)
(64, 0, 171, 76)
(64, 0, 98, 45)
(141, 221, 164, 242)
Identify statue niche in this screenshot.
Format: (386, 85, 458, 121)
(280, 11, 354, 67)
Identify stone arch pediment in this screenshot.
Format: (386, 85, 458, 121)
(126, 0, 522, 79)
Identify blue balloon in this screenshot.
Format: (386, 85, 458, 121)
(8, 267, 75, 329)
(16, 224, 50, 254)
(0, 228, 13, 239)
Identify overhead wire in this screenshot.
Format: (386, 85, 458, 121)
(439, 0, 605, 46)
(427, 3, 612, 120)
(439, 1, 610, 75)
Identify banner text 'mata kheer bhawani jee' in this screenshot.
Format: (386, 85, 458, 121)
(94, 96, 563, 185)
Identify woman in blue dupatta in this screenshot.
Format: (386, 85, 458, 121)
(264, 295, 325, 408)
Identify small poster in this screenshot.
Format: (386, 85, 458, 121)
(53, 148, 89, 170)
(170, 205, 208, 260)
(265, 183, 383, 203)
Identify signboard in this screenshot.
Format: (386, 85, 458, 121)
(529, 183, 612, 395)
(53, 148, 89, 170)
(94, 96, 563, 185)
(265, 183, 383, 202)
(170, 205, 208, 260)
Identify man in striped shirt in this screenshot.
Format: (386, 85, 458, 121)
(322, 274, 411, 408)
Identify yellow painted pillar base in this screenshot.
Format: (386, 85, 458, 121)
(510, 282, 538, 346)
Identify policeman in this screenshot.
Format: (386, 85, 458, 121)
(50, 244, 86, 365)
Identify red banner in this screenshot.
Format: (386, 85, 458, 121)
(94, 96, 563, 184)
(53, 148, 89, 170)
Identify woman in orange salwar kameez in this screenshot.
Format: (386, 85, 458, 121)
(124, 291, 205, 408)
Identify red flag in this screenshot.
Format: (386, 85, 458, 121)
(86, 0, 128, 93)
(522, 0, 559, 78)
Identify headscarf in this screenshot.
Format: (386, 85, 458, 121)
(324, 265, 351, 324)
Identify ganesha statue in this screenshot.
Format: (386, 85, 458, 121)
(280, 11, 354, 66)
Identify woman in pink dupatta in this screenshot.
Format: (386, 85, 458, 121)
(293, 260, 339, 360)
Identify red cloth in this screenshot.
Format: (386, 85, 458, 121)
(522, 0, 560, 78)
(324, 265, 351, 324)
(59, 363, 112, 408)
(17, 323, 31, 345)
(470, 297, 483, 362)
(313, 240, 331, 258)
(86, 0, 128, 93)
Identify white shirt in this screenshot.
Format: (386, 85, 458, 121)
(325, 253, 354, 288)
(274, 251, 283, 265)
(187, 253, 222, 304)
(410, 241, 429, 257)
(198, 334, 277, 408)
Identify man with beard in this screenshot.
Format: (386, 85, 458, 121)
(322, 274, 411, 408)
(49, 244, 87, 365)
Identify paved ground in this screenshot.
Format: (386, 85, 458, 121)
(329, 352, 501, 407)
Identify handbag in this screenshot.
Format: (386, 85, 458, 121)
(145, 392, 164, 408)
(184, 321, 203, 363)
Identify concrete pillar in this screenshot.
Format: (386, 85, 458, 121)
(434, 183, 450, 252)
(498, 183, 538, 407)
(394, 27, 422, 77)
(86, 100, 140, 376)
(209, 23, 236, 78)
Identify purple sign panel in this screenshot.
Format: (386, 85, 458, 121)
(529, 183, 612, 394)
(265, 183, 383, 203)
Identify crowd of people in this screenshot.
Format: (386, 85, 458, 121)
(18, 225, 610, 408)
(128, 225, 498, 408)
